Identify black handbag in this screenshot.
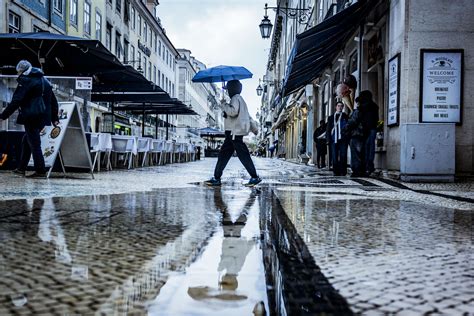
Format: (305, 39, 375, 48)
(20, 78, 46, 120)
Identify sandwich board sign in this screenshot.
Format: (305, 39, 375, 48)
(29, 102, 94, 179)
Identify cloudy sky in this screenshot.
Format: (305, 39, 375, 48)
(158, 0, 276, 118)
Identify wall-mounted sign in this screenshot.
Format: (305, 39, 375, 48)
(75, 78, 92, 90)
(138, 40, 152, 57)
(420, 49, 463, 124)
(387, 53, 400, 126)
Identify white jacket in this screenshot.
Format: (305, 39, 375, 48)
(221, 94, 250, 137)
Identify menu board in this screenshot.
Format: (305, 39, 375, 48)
(388, 54, 400, 126)
(29, 102, 93, 178)
(420, 50, 463, 123)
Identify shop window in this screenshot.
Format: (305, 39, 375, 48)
(349, 51, 358, 74)
(8, 11, 21, 33)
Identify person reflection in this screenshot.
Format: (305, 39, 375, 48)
(37, 198, 72, 264)
(187, 188, 257, 302)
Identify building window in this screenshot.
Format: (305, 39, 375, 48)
(8, 11, 21, 33)
(115, 31, 122, 59)
(148, 62, 152, 80)
(33, 25, 43, 32)
(154, 34, 158, 53)
(349, 51, 358, 74)
(158, 70, 161, 86)
(158, 40, 161, 55)
(116, 0, 121, 13)
(137, 51, 142, 71)
(124, 39, 129, 63)
(53, 0, 63, 15)
(143, 57, 147, 77)
(161, 74, 164, 87)
(130, 45, 135, 64)
(70, 0, 78, 25)
(106, 23, 112, 50)
(95, 11, 102, 41)
(143, 22, 148, 42)
(124, 0, 130, 24)
(153, 66, 157, 83)
(131, 7, 135, 29)
(84, 1, 91, 35)
(138, 15, 142, 36)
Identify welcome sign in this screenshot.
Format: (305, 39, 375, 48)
(420, 50, 463, 124)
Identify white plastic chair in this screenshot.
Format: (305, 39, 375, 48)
(111, 135, 137, 169)
(137, 138, 152, 167)
(151, 140, 165, 165)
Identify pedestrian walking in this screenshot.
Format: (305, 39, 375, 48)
(342, 90, 372, 177)
(313, 120, 327, 168)
(0, 60, 59, 178)
(204, 80, 261, 187)
(363, 91, 379, 175)
(326, 101, 349, 176)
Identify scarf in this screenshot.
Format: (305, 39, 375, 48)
(333, 112, 342, 143)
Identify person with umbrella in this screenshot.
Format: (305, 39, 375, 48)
(0, 60, 59, 178)
(204, 80, 261, 187)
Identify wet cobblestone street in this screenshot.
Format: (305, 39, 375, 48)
(0, 158, 473, 315)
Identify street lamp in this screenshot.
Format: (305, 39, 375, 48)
(256, 80, 264, 96)
(259, 2, 311, 39)
(259, 4, 273, 39)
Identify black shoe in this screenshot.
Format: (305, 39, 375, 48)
(26, 172, 47, 178)
(12, 169, 26, 176)
(204, 177, 221, 186)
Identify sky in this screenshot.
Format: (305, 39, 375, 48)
(158, 0, 276, 118)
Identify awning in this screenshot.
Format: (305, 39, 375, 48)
(92, 65, 165, 93)
(282, 0, 374, 96)
(0, 32, 125, 76)
(113, 99, 197, 116)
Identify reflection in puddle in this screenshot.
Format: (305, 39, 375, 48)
(148, 188, 268, 315)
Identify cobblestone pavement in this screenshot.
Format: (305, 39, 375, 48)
(0, 157, 473, 315)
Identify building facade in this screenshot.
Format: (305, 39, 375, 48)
(261, 0, 473, 179)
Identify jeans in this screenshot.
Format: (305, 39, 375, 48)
(214, 131, 258, 179)
(330, 140, 348, 176)
(365, 129, 377, 173)
(350, 137, 367, 176)
(19, 124, 46, 173)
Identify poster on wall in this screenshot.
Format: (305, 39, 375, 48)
(388, 53, 400, 126)
(420, 49, 463, 124)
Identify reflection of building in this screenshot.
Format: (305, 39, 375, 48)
(261, 0, 473, 177)
(176, 49, 224, 141)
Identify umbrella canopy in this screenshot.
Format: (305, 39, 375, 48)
(0, 32, 125, 76)
(199, 127, 226, 138)
(192, 65, 253, 83)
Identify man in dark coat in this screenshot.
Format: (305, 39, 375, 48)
(314, 120, 327, 168)
(363, 91, 379, 175)
(0, 60, 59, 178)
(342, 90, 372, 177)
(326, 101, 349, 176)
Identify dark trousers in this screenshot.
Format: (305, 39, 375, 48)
(316, 141, 326, 168)
(214, 132, 258, 179)
(365, 129, 377, 173)
(350, 137, 367, 176)
(19, 125, 46, 173)
(330, 141, 348, 176)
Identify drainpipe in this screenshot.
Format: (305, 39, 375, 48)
(358, 23, 363, 91)
(48, 0, 53, 27)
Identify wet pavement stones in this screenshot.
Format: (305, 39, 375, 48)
(0, 157, 473, 315)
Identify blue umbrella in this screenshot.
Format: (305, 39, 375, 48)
(192, 65, 253, 83)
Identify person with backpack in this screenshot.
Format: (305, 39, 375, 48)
(342, 90, 372, 177)
(205, 80, 261, 187)
(0, 60, 59, 178)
